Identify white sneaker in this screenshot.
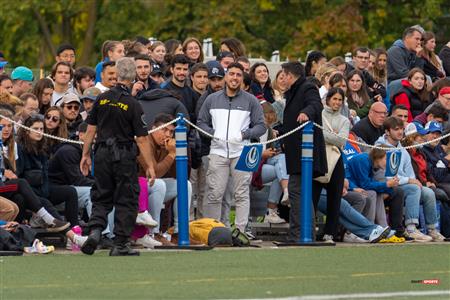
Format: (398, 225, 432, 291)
(66, 235, 88, 250)
(406, 227, 433, 242)
(428, 229, 445, 242)
(264, 210, 286, 224)
(322, 234, 335, 243)
(343, 232, 368, 243)
(368, 226, 390, 243)
(136, 234, 162, 248)
(136, 211, 158, 227)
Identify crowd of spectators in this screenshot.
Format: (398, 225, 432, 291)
(0, 24, 449, 251)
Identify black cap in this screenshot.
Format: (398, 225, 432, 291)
(151, 62, 164, 75)
(206, 60, 225, 79)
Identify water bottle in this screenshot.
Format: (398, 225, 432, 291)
(72, 225, 82, 252)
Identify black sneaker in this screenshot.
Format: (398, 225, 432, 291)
(109, 243, 140, 256)
(395, 231, 414, 242)
(81, 229, 101, 255)
(46, 219, 70, 233)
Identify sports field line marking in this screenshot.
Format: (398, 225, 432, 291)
(241, 290, 450, 300)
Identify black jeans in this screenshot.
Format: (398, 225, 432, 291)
(47, 184, 79, 227)
(385, 187, 405, 233)
(312, 156, 345, 238)
(88, 145, 139, 245)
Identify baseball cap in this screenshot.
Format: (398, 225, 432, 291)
(439, 87, 450, 97)
(61, 93, 81, 105)
(11, 66, 34, 81)
(0, 61, 7, 69)
(150, 62, 163, 76)
(206, 60, 225, 79)
(404, 122, 428, 137)
(425, 121, 442, 133)
(81, 87, 101, 102)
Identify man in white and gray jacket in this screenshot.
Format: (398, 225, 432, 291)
(197, 62, 266, 232)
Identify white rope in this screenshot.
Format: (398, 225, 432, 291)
(183, 117, 310, 146)
(0, 113, 180, 145)
(313, 122, 450, 151)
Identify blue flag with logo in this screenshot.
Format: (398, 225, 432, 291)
(385, 150, 402, 177)
(235, 145, 263, 172)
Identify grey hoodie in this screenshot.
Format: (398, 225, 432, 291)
(387, 39, 424, 82)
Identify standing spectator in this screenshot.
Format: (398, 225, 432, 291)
(55, 44, 76, 68)
(387, 27, 424, 82)
(414, 99, 448, 126)
(369, 48, 388, 85)
(80, 87, 101, 121)
(236, 56, 251, 73)
(51, 62, 74, 105)
(32, 78, 54, 115)
(0, 74, 13, 94)
(329, 56, 347, 73)
(438, 41, 450, 76)
(94, 61, 117, 93)
(347, 70, 372, 118)
(392, 68, 430, 122)
(164, 39, 183, 73)
(419, 32, 446, 80)
(390, 104, 410, 127)
(305, 51, 327, 77)
(17, 93, 39, 124)
(44, 106, 68, 154)
(249, 62, 275, 103)
(94, 41, 125, 84)
(149, 41, 166, 66)
(60, 93, 83, 139)
(220, 38, 246, 58)
(163, 54, 196, 122)
(271, 70, 289, 124)
(281, 61, 327, 241)
(198, 62, 265, 232)
(132, 55, 158, 98)
(11, 67, 33, 98)
(315, 63, 338, 99)
(216, 51, 235, 71)
(190, 63, 209, 98)
(351, 102, 387, 146)
(328, 73, 351, 120)
(182, 38, 204, 65)
(73, 67, 95, 97)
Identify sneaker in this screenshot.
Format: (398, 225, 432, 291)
(394, 231, 414, 242)
(343, 232, 368, 243)
(264, 210, 286, 224)
(322, 234, 335, 244)
(368, 226, 390, 243)
(136, 211, 158, 227)
(135, 234, 162, 248)
(46, 219, 70, 233)
(406, 227, 433, 242)
(29, 215, 46, 229)
(81, 229, 101, 255)
(109, 243, 140, 256)
(428, 229, 445, 242)
(24, 239, 55, 254)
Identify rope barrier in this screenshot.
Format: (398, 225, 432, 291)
(2, 111, 449, 151)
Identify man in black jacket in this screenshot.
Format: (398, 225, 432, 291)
(351, 102, 387, 147)
(281, 61, 327, 241)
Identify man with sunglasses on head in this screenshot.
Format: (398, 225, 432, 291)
(60, 93, 83, 139)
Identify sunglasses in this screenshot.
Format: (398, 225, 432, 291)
(65, 104, 80, 111)
(45, 115, 60, 122)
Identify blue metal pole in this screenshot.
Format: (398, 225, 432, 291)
(175, 113, 190, 246)
(300, 122, 313, 243)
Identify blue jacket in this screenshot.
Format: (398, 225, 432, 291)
(375, 134, 415, 185)
(347, 152, 391, 194)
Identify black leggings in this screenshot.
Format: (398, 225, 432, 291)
(47, 184, 79, 226)
(312, 156, 345, 238)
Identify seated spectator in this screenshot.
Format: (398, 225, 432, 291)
(419, 32, 446, 81)
(329, 56, 347, 73)
(95, 61, 117, 93)
(315, 63, 338, 100)
(252, 101, 288, 224)
(249, 63, 275, 103)
(390, 104, 409, 127)
(368, 48, 388, 86)
(351, 102, 387, 147)
(16, 115, 80, 230)
(271, 70, 288, 125)
(139, 114, 192, 243)
(11, 66, 34, 98)
(60, 93, 83, 139)
(305, 51, 327, 77)
(328, 73, 351, 120)
(413, 101, 448, 126)
(44, 106, 68, 154)
(17, 93, 39, 124)
(0, 74, 13, 94)
(80, 87, 101, 120)
(51, 62, 74, 105)
(32, 78, 54, 115)
(347, 148, 406, 240)
(438, 41, 450, 76)
(375, 116, 444, 242)
(0, 89, 22, 111)
(421, 87, 450, 133)
(387, 27, 424, 82)
(392, 68, 431, 122)
(73, 66, 95, 97)
(346, 69, 372, 119)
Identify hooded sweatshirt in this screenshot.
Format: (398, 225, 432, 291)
(387, 39, 424, 82)
(375, 134, 415, 185)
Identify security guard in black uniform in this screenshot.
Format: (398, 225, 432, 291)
(80, 57, 156, 256)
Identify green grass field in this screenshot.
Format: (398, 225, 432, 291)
(1, 244, 449, 299)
